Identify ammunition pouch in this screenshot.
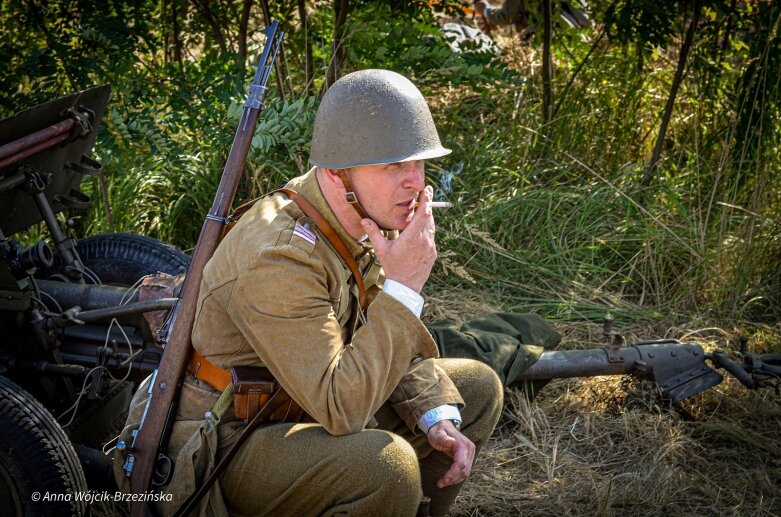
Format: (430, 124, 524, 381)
(231, 365, 308, 424)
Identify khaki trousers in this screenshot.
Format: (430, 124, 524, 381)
(215, 358, 502, 517)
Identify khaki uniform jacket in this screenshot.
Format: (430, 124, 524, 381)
(190, 169, 463, 435)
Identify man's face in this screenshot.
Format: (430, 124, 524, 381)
(346, 160, 426, 231)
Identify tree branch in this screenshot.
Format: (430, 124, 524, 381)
(642, 0, 703, 187)
(190, 0, 228, 54)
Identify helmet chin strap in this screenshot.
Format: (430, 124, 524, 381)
(336, 169, 392, 233)
(337, 169, 370, 220)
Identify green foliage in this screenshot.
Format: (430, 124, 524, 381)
(0, 0, 154, 114)
(602, 0, 680, 49)
(732, 1, 781, 173)
(2, 0, 780, 322)
(344, 2, 519, 88)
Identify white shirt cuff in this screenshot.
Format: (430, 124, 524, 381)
(417, 404, 462, 434)
(383, 279, 424, 318)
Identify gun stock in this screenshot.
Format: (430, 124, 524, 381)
(127, 21, 283, 515)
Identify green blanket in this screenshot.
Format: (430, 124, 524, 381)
(427, 313, 561, 392)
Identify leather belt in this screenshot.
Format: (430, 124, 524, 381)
(187, 349, 231, 392)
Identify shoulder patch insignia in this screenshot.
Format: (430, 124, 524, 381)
(292, 222, 317, 246)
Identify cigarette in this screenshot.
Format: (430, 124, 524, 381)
(414, 201, 452, 209)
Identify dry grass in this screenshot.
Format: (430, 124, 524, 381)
(426, 294, 781, 516)
(92, 285, 780, 516)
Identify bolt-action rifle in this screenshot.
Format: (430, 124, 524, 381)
(124, 21, 283, 516)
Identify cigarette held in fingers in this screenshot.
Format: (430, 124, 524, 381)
(414, 201, 452, 209)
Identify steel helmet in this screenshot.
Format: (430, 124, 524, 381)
(309, 69, 451, 169)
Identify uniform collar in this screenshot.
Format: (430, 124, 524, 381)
(285, 168, 370, 257)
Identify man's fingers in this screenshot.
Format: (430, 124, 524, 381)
(361, 218, 385, 249)
(437, 460, 470, 488)
(427, 423, 476, 488)
(413, 186, 434, 216)
(406, 186, 435, 234)
(431, 431, 456, 453)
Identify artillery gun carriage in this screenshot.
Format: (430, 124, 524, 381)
(0, 86, 188, 516)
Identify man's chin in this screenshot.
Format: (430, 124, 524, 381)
(381, 219, 408, 232)
(369, 212, 411, 231)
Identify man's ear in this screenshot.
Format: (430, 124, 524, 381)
(323, 168, 346, 190)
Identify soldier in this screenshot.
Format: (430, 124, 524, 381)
(474, 0, 590, 38)
(122, 69, 504, 516)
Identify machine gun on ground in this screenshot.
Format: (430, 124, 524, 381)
(513, 316, 780, 404)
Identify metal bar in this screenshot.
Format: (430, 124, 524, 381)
(32, 191, 83, 282)
(12, 360, 89, 377)
(46, 298, 178, 328)
(37, 279, 138, 309)
(0, 117, 76, 161)
(0, 127, 74, 169)
(517, 343, 709, 381)
(517, 348, 641, 380)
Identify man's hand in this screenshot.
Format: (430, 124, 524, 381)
(426, 419, 476, 488)
(361, 186, 437, 293)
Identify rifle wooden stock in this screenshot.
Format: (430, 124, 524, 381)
(128, 21, 282, 516)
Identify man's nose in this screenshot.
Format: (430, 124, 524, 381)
(401, 160, 426, 190)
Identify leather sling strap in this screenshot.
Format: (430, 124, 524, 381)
(172, 388, 290, 517)
(275, 187, 368, 312)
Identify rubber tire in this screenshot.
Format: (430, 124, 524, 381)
(39, 232, 190, 285)
(0, 376, 88, 517)
(73, 232, 190, 285)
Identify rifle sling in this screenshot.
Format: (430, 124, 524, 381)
(172, 388, 290, 517)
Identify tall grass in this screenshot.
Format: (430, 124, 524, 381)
(426, 30, 780, 322)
